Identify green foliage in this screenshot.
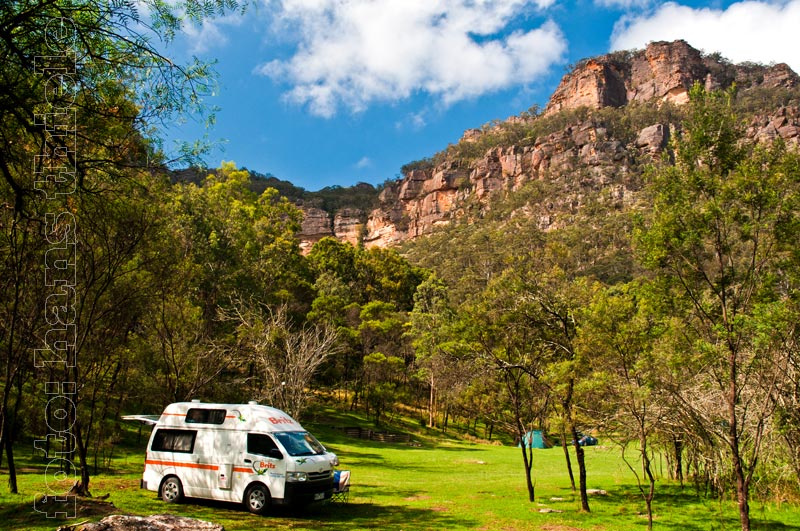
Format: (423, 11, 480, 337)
(362, 351, 406, 424)
(169, 162, 308, 312)
(400, 157, 435, 176)
(634, 85, 800, 528)
(303, 182, 381, 213)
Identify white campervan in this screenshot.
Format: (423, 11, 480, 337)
(125, 400, 337, 514)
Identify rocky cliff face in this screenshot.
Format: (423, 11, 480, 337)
(298, 40, 800, 249)
(299, 206, 365, 252)
(545, 40, 798, 114)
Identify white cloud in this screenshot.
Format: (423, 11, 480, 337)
(355, 156, 372, 169)
(594, 0, 651, 9)
(182, 20, 227, 53)
(134, 1, 246, 54)
(257, 0, 567, 117)
(395, 110, 428, 130)
(611, 1, 800, 73)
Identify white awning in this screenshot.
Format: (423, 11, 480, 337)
(121, 414, 160, 425)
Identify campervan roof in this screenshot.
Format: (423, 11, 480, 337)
(154, 401, 304, 432)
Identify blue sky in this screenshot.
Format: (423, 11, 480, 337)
(156, 0, 800, 191)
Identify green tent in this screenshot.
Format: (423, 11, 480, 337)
(518, 430, 552, 449)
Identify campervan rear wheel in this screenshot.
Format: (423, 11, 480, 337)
(244, 484, 270, 515)
(160, 476, 184, 503)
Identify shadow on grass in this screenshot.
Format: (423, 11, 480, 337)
(599, 484, 800, 531)
(330, 449, 387, 463)
(302, 500, 479, 529)
(318, 425, 490, 454)
(0, 496, 118, 531)
(432, 446, 487, 452)
(150, 494, 478, 530)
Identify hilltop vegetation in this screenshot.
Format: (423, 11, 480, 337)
(173, 167, 382, 214)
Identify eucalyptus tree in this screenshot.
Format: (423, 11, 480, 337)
(635, 84, 800, 531)
(226, 302, 341, 421)
(578, 281, 667, 530)
(467, 269, 552, 503)
(532, 270, 598, 512)
(306, 238, 425, 408)
(168, 163, 307, 318)
(408, 274, 456, 428)
(0, 0, 247, 495)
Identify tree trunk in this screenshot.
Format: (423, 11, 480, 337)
(520, 439, 535, 502)
(570, 423, 589, 512)
(561, 421, 576, 491)
(733, 445, 751, 530)
(673, 437, 683, 485)
(428, 379, 435, 428)
(0, 379, 17, 493)
(73, 418, 92, 497)
(2, 421, 17, 493)
(728, 348, 750, 531)
(641, 433, 656, 531)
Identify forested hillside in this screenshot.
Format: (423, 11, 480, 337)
(0, 4, 799, 531)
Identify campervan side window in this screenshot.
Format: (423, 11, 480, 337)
(185, 408, 226, 424)
(152, 429, 197, 453)
(247, 433, 279, 456)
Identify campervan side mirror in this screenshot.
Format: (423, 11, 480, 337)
(268, 448, 284, 460)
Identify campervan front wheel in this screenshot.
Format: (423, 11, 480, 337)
(244, 484, 271, 515)
(160, 476, 184, 503)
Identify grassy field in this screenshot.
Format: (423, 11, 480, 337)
(2, 409, 799, 531)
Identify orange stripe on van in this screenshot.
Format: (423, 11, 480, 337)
(233, 467, 252, 473)
(145, 459, 218, 471)
(159, 413, 238, 419)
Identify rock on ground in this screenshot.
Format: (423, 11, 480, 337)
(57, 514, 224, 531)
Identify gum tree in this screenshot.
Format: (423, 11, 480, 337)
(0, 0, 246, 495)
(578, 281, 666, 530)
(635, 84, 800, 531)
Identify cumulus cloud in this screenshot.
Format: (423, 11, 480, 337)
(257, 0, 567, 117)
(182, 19, 232, 53)
(134, 1, 245, 54)
(610, 1, 800, 73)
(594, 0, 651, 9)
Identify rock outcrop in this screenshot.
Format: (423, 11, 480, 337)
(545, 40, 799, 115)
(58, 514, 224, 531)
(298, 206, 366, 252)
(297, 40, 800, 249)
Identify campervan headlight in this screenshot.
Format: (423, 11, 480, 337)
(287, 471, 308, 482)
(330, 453, 339, 467)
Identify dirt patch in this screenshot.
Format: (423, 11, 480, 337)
(403, 495, 431, 501)
(35, 495, 118, 521)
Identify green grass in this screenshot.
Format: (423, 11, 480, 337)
(2, 410, 799, 530)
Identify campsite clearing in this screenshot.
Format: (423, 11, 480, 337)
(2, 416, 799, 531)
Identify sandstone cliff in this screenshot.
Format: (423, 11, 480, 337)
(545, 40, 797, 114)
(298, 40, 800, 249)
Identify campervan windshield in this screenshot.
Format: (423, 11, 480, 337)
(274, 431, 326, 456)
